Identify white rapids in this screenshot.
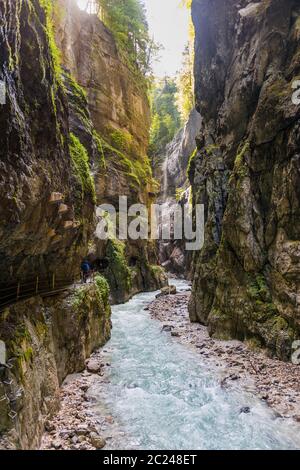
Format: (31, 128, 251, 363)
(89, 279, 300, 450)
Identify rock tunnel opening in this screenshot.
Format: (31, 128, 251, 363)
(129, 257, 139, 268)
(92, 258, 109, 272)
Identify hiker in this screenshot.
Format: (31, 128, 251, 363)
(81, 259, 91, 283)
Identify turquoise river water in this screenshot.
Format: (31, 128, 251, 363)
(89, 279, 300, 450)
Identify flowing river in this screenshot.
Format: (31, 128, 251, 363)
(89, 279, 300, 450)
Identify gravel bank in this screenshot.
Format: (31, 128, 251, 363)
(148, 290, 300, 421)
(40, 351, 114, 450)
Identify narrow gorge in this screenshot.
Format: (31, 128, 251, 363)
(0, 0, 165, 449)
(0, 0, 300, 453)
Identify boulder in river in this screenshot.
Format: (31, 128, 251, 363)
(156, 286, 177, 298)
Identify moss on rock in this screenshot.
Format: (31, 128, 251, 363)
(187, 148, 197, 180)
(69, 132, 96, 203)
(95, 274, 110, 304)
(39, 0, 62, 83)
(105, 239, 132, 299)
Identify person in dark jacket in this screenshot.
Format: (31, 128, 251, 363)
(81, 260, 91, 283)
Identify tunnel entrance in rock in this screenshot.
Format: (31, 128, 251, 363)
(129, 257, 139, 268)
(92, 258, 109, 272)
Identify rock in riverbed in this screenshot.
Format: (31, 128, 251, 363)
(156, 286, 177, 298)
(86, 359, 102, 374)
(76, 424, 89, 436)
(240, 407, 251, 414)
(89, 433, 106, 449)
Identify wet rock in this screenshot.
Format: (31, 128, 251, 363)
(169, 247, 186, 273)
(59, 430, 72, 438)
(82, 371, 92, 377)
(105, 416, 114, 424)
(162, 325, 173, 332)
(240, 407, 251, 414)
(230, 374, 240, 381)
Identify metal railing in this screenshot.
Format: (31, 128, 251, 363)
(0, 274, 79, 312)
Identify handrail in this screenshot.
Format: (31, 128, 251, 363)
(0, 278, 77, 291)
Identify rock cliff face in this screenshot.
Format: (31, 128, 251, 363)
(0, 0, 94, 284)
(153, 109, 202, 276)
(189, 0, 300, 360)
(159, 109, 202, 199)
(0, 0, 164, 449)
(0, 0, 164, 299)
(0, 1, 113, 449)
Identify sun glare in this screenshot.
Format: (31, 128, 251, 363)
(77, 0, 87, 10)
(76, 0, 98, 15)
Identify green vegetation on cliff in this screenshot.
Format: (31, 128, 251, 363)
(176, 44, 194, 122)
(248, 274, 272, 304)
(187, 148, 197, 180)
(106, 125, 141, 162)
(39, 0, 62, 82)
(106, 239, 132, 293)
(95, 274, 110, 304)
(97, 0, 159, 79)
(69, 133, 96, 203)
(93, 130, 107, 169)
(63, 72, 89, 124)
(96, 132, 157, 191)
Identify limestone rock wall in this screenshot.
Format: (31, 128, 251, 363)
(56, 0, 166, 301)
(156, 109, 202, 199)
(0, 0, 165, 301)
(57, 0, 150, 160)
(0, 0, 112, 449)
(0, 0, 95, 284)
(189, 0, 300, 360)
(152, 109, 202, 276)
